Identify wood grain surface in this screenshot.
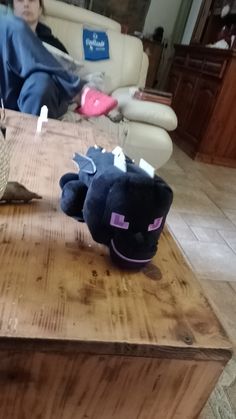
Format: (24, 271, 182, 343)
(0, 350, 226, 419)
(0, 110, 232, 419)
(0, 111, 232, 359)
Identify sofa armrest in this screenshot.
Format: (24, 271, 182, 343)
(112, 87, 178, 132)
(124, 122, 173, 169)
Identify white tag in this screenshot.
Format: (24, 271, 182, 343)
(36, 119, 43, 133)
(40, 105, 48, 122)
(114, 152, 126, 172)
(36, 105, 48, 133)
(112, 146, 123, 156)
(139, 158, 155, 178)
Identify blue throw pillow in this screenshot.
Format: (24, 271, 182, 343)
(83, 28, 110, 61)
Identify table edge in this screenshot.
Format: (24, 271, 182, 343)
(0, 337, 232, 362)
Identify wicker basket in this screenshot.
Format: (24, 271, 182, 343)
(0, 128, 10, 200)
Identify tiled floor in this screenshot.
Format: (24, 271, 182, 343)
(158, 145, 236, 347)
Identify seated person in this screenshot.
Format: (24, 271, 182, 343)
(0, 0, 117, 118)
(12, 0, 69, 53)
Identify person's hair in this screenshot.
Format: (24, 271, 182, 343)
(8, 0, 45, 14)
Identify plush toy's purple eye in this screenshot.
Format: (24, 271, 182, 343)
(148, 217, 163, 231)
(110, 212, 129, 230)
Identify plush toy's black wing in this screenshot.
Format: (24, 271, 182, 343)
(73, 153, 96, 175)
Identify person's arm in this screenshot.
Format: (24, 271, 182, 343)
(36, 22, 68, 54)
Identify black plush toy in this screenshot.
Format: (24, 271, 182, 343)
(60, 146, 173, 269)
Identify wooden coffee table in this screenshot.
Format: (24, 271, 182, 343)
(0, 111, 232, 419)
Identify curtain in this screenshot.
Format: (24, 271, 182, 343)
(172, 0, 195, 45)
(157, 0, 194, 88)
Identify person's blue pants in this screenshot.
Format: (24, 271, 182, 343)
(0, 15, 81, 118)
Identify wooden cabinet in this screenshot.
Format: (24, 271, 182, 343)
(167, 44, 236, 167)
(142, 39, 163, 87)
(170, 72, 219, 149)
(186, 78, 220, 142)
(232, 0, 236, 13)
(192, 0, 236, 45)
(214, 0, 236, 14)
(167, 68, 180, 94)
(213, 0, 226, 14)
(172, 73, 197, 133)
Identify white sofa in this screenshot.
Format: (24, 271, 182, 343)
(1, 0, 175, 168)
(43, 0, 177, 169)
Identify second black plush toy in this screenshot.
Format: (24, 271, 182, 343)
(60, 146, 173, 269)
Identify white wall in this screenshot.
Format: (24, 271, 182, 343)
(181, 0, 203, 44)
(143, 0, 182, 39)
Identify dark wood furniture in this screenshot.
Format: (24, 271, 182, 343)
(0, 110, 232, 419)
(142, 39, 163, 87)
(89, 0, 150, 34)
(192, 0, 236, 45)
(167, 44, 236, 167)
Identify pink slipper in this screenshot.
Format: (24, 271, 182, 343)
(76, 87, 118, 117)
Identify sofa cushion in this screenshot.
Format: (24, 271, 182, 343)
(43, 0, 146, 93)
(44, 0, 121, 32)
(112, 87, 178, 132)
(123, 100, 178, 132)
